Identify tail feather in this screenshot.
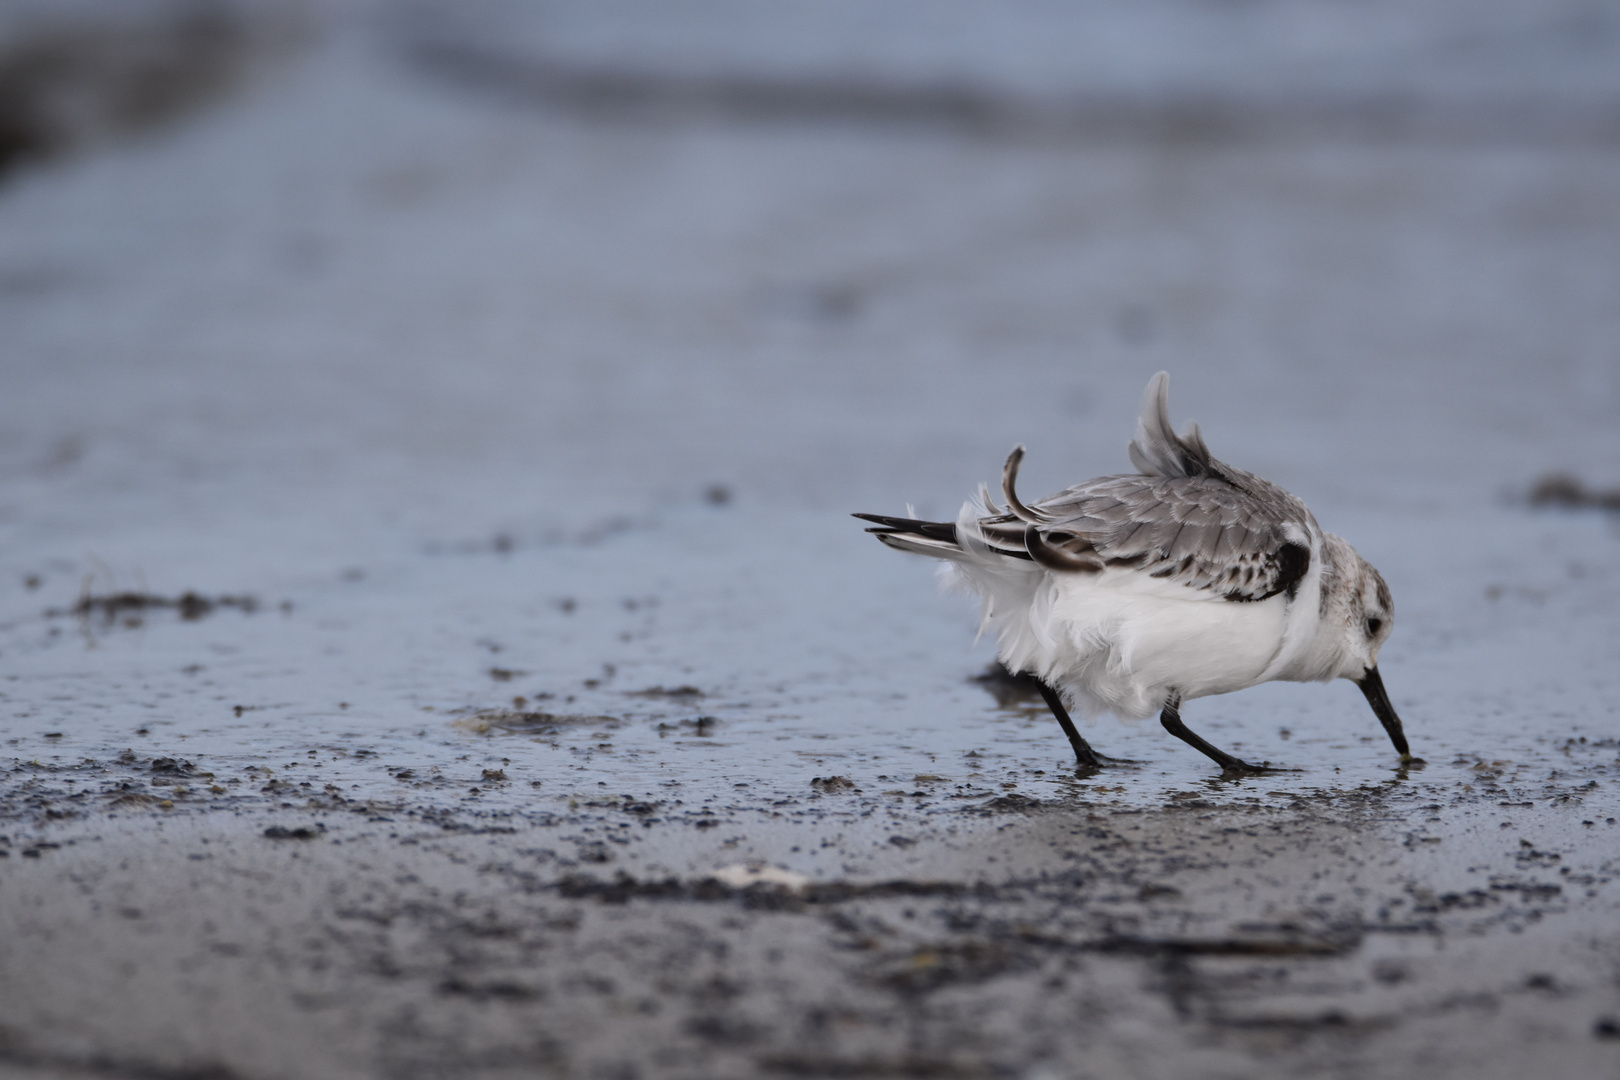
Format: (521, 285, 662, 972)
(852, 513, 956, 541)
(873, 532, 964, 559)
(854, 513, 963, 560)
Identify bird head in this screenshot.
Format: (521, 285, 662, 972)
(1321, 536, 1410, 761)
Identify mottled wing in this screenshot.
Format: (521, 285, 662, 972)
(981, 473, 1315, 601)
(859, 374, 1317, 598)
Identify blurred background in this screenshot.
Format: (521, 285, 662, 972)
(2, 0, 1618, 792)
(5, 0, 1618, 521)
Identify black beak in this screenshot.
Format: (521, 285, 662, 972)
(1356, 665, 1412, 761)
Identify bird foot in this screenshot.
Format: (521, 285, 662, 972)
(1218, 759, 1301, 777)
(1395, 755, 1428, 775)
(1072, 753, 1140, 776)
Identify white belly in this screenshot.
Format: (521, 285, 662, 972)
(994, 567, 1291, 721)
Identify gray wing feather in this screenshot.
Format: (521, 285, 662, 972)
(859, 373, 1316, 602)
(994, 372, 1318, 601)
(1002, 472, 1315, 600)
(1128, 372, 1216, 479)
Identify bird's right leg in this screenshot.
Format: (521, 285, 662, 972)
(1037, 682, 1104, 771)
(1159, 693, 1272, 774)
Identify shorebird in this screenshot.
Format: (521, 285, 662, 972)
(855, 372, 1414, 775)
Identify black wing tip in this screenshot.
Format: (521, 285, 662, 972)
(853, 513, 958, 544)
(853, 513, 905, 536)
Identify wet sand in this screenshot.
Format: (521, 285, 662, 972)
(4, 767, 1619, 1079)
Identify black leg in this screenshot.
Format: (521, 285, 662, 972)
(1037, 682, 1104, 770)
(1159, 693, 1270, 774)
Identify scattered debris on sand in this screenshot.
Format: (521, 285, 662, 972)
(455, 709, 622, 735)
(57, 590, 259, 623)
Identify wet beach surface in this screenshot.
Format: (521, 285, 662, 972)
(4, 2, 1620, 1077)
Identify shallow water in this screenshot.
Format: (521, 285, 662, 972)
(5, 482, 1618, 834)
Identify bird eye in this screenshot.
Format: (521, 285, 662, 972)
(1366, 618, 1383, 636)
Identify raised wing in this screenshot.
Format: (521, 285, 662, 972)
(857, 373, 1318, 602)
(974, 467, 1315, 601)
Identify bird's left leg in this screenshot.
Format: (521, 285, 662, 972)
(1036, 682, 1133, 771)
(1159, 692, 1275, 774)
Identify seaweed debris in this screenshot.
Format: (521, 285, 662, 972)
(456, 710, 621, 735)
(62, 591, 259, 623)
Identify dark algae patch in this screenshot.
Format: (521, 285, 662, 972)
(57, 590, 260, 625)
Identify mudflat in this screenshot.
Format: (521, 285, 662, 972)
(5, 754, 1619, 1079)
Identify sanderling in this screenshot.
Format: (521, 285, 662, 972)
(855, 372, 1413, 775)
